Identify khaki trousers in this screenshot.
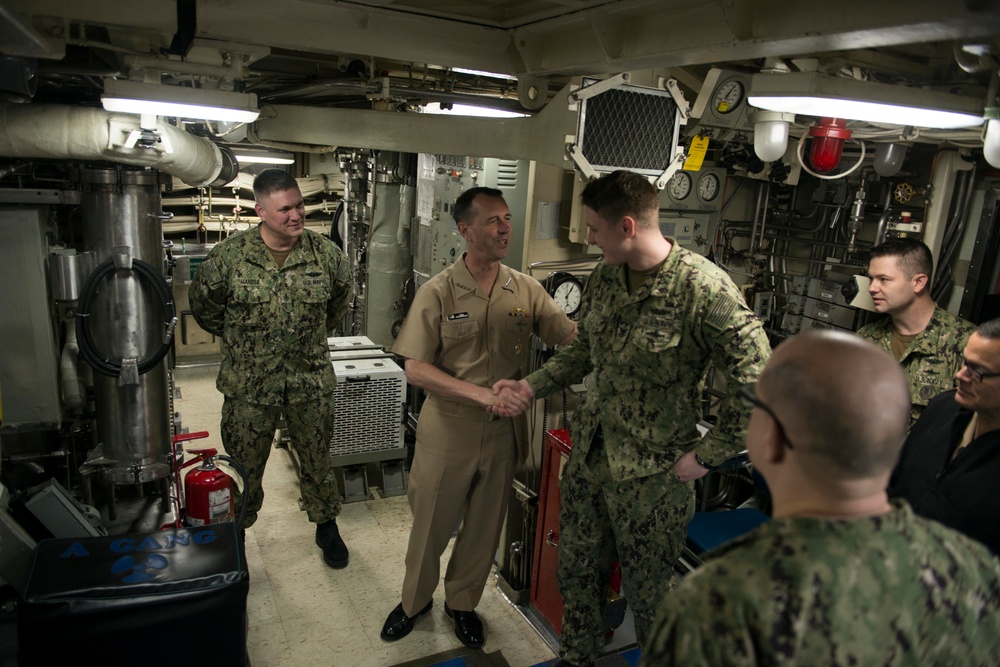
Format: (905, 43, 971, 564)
(400, 396, 518, 615)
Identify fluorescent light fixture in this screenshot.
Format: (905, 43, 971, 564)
(228, 145, 295, 165)
(102, 78, 260, 123)
(422, 102, 527, 118)
(749, 72, 984, 129)
(452, 67, 518, 81)
(984, 119, 1000, 168)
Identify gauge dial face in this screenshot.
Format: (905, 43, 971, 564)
(713, 79, 744, 114)
(553, 279, 583, 316)
(697, 172, 720, 202)
(668, 171, 692, 200)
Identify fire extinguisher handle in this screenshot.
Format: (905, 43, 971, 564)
(187, 447, 218, 457)
(173, 431, 210, 444)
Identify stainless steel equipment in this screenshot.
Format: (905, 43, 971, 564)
(78, 167, 173, 486)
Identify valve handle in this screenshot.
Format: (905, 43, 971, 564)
(173, 431, 210, 444)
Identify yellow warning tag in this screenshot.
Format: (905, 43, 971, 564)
(683, 135, 710, 171)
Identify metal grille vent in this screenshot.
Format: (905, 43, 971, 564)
(495, 159, 520, 189)
(952, 258, 970, 287)
(329, 358, 405, 458)
(580, 87, 680, 174)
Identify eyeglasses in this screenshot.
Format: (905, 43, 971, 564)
(961, 357, 1000, 383)
(738, 383, 795, 450)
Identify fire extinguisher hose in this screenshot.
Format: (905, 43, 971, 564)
(217, 454, 250, 529)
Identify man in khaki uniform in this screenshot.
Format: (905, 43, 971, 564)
(380, 187, 576, 649)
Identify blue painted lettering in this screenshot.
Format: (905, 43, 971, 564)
(111, 538, 135, 553)
(136, 536, 161, 551)
(193, 530, 216, 544)
(59, 542, 90, 558)
(164, 532, 191, 548)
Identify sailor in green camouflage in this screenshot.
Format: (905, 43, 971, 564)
(190, 169, 352, 568)
(857, 238, 975, 426)
(501, 171, 771, 666)
(641, 330, 1000, 667)
(857, 305, 975, 425)
(642, 502, 1000, 667)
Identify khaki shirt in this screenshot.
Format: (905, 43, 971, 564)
(393, 256, 575, 388)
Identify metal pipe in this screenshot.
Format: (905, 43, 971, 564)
(749, 181, 765, 252)
(0, 103, 235, 187)
(873, 184, 894, 246)
(126, 54, 246, 80)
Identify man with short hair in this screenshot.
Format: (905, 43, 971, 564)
(379, 187, 576, 649)
(190, 168, 353, 568)
(496, 170, 770, 666)
(889, 317, 1000, 555)
(641, 330, 1000, 667)
(858, 238, 975, 426)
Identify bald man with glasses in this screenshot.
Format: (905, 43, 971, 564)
(640, 329, 1000, 667)
(889, 316, 1000, 555)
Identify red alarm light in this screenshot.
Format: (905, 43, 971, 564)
(808, 118, 853, 172)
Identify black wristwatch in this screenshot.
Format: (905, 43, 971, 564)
(694, 453, 713, 469)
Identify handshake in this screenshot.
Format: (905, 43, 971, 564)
(487, 379, 536, 418)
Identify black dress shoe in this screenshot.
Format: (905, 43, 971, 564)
(380, 600, 432, 641)
(444, 602, 484, 649)
(315, 519, 349, 569)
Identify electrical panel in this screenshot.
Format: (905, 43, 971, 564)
(780, 275, 863, 335)
(414, 154, 530, 287)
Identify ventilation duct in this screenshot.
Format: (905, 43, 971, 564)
(0, 103, 237, 187)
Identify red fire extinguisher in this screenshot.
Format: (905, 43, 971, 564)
(183, 448, 234, 526)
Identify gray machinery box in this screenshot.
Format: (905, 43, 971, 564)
(329, 355, 407, 502)
(330, 356, 406, 464)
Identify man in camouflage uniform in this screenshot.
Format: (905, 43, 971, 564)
(889, 317, 1000, 555)
(190, 169, 353, 568)
(641, 330, 1000, 667)
(858, 238, 975, 426)
(496, 170, 771, 667)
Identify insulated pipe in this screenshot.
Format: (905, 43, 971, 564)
(0, 103, 237, 187)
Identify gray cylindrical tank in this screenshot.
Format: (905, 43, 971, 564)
(80, 167, 172, 485)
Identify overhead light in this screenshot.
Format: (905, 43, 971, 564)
(102, 78, 260, 123)
(750, 110, 796, 162)
(749, 72, 984, 129)
(422, 102, 527, 118)
(984, 119, 1000, 168)
(873, 142, 908, 177)
(227, 144, 295, 165)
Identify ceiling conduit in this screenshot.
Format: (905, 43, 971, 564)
(0, 103, 237, 187)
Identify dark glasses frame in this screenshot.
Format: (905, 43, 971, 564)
(738, 383, 795, 450)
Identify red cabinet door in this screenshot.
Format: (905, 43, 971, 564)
(530, 429, 573, 634)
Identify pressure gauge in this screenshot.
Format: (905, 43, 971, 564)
(713, 78, 745, 114)
(697, 172, 720, 203)
(667, 171, 692, 201)
(547, 271, 584, 317)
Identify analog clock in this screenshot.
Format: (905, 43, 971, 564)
(547, 271, 584, 317)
